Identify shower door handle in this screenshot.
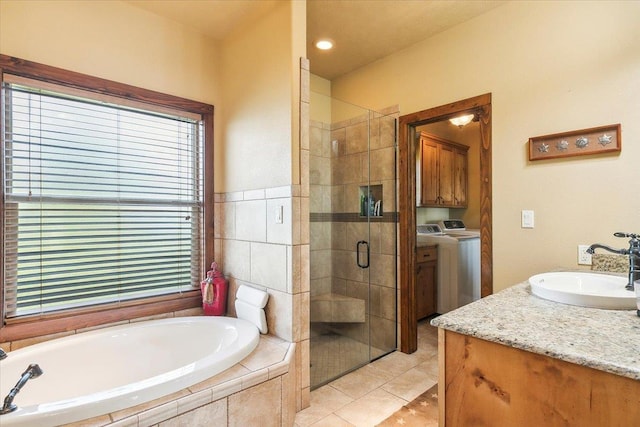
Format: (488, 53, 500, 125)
(356, 240, 370, 269)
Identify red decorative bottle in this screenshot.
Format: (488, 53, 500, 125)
(200, 262, 228, 316)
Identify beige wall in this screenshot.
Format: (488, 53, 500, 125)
(330, 0, 640, 290)
(0, 0, 306, 195)
(220, 0, 305, 192)
(0, 0, 222, 148)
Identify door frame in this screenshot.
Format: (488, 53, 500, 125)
(398, 93, 493, 353)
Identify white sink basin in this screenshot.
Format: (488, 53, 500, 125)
(529, 272, 636, 310)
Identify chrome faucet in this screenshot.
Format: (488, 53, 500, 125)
(587, 232, 640, 291)
(0, 348, 7, 360)
(0, 363, 44, 415)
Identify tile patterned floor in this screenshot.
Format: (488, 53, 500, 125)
(376, 384, 439, 426)
(295, 320, 439, 427)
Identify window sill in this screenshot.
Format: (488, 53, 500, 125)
(0, 290, 202, 343)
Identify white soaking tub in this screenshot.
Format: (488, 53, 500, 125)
(0, 316, 259, 427)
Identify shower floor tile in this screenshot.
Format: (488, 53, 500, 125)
(310, 331, 384, 388)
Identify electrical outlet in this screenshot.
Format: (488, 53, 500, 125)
(578, 245, 592, 265)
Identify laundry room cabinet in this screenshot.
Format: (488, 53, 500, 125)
(419, 132, 468, 208)
(416, 245, 438, 319)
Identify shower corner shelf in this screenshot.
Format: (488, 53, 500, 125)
(359, 184, 383, 218)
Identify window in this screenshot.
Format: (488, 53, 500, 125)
(1, 56, 213, 324)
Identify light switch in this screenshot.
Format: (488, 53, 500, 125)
(275, 205, 283, 224)
(521, 210, 534, 228)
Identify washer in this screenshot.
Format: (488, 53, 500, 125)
(438, 219, 480, 239)
(417, 221, 481, 313)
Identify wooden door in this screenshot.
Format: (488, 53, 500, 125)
(420, 137, 439, 205)
(453, 148, 468, 207)
(438, 144, 455, 206)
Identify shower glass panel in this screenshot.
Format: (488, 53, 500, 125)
(309, 94, 397, 389)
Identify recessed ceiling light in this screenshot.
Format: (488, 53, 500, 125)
(315, 39, 334, 50)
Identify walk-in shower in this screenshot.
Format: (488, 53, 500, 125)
(309, 94, 398, 388)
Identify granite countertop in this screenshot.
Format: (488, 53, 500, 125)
(431, 281, 640, 380)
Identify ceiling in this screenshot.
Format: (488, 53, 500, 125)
(126, 0, 506, 80)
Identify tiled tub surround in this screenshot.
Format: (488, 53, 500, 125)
(210, 58, 312, 412)
(0, 311, 296, 427)
(65, 334, 296, 427)
(0, 316, 260, 427)
(214, 184, 310, 410)
(431, 279, 640, 380)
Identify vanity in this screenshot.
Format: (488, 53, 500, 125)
(431, 278, 640, 426)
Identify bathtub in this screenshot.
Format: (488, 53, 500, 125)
(0, 316, 260, 427)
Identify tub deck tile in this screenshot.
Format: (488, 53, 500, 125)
(137, 400, 177, 427)
(211, 377, 243, 401)
(108, 416, 139, 427)
(240, 338, 288, 371)
(110, 389, 188, 423)
(242, 367, 270, 389)
(62, 336, 295, 426)
(188, 363, 251, 393)
(269, 359, 290, 379)
(63, 413, 113, 427)
(177, 387, 213, 415)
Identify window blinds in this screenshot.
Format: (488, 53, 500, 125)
(2, 76, 204, 317)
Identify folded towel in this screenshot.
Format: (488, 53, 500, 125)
(203, 281, 214, 304)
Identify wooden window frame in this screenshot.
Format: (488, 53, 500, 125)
(0, 54, 214, 343)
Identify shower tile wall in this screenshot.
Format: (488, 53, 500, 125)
(310, 120, 332, 299)
(310, 107, 398, 367)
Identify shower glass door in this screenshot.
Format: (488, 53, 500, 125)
(309, 94, 397, 388)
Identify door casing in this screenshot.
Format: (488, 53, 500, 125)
(398, 93, 492, 353)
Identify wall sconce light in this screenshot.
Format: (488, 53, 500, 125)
(315, 39, 334, 50)
(449, 113, 475, 128)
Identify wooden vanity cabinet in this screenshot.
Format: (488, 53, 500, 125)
(419, 132, 468, 208)
(416, 245, 437, 319)
(439, 330, 640, 426)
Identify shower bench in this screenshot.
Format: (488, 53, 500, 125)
(310, 293, 365, 323)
